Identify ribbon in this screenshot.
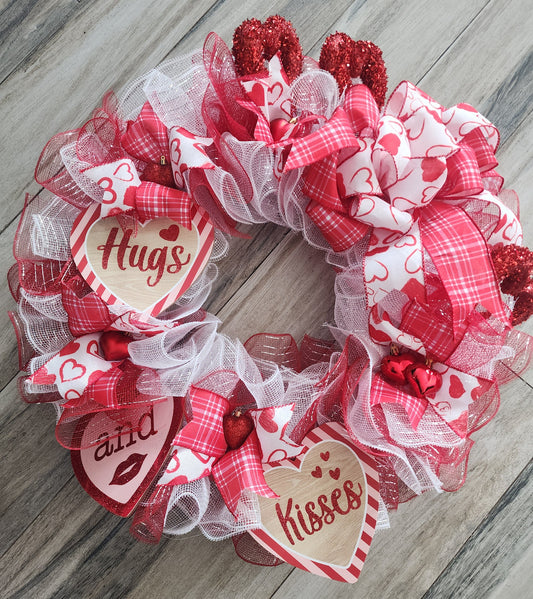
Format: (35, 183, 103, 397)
(84, 158, 194, 228)
(26, 275, 181, 448)
(279, 81, 517, 343)
(158, 385, 304, 516)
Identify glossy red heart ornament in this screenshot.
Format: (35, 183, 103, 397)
(100, 331, 132, 361)
(270, 118, 292, 142)
(140, 161, 176, 188)
(223, 411, 255, 450)
(405, 363, 443, 397)
(380, 353, 417, 385)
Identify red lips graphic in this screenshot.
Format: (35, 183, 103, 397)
(110, 453, 147, 486)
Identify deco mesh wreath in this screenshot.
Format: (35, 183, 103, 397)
(9, 16, 533, 582)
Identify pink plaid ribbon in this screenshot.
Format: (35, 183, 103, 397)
(83, 159, 194, 229)
(28, 290, 179, 410)
(61, 275, 114, 336)
(284, 107, 360, 171)
(128, 181, 193, 229)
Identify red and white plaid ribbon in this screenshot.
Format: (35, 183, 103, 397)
(84, 158, 193, 228)
(158, 386, 304, 516)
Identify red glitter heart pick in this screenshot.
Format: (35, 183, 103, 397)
(405, 363, 443, 398)
(232, 15, 303, 82)
(319, 33, 388, 107)
(380, 353, 417, 385)
(100, 331, 132, 361)
(223, 410, 255, 450)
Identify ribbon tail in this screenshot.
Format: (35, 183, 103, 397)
(212, 434, 277, 517)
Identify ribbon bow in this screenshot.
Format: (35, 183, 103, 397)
(84, 157, 193, 229)
(157, 385, 304, 516)
(27, 275, 179, 448)
(84, 100, 215, 229)
(286, 82, 518, 339)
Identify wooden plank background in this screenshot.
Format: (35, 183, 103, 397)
(1, 1, 531, 597)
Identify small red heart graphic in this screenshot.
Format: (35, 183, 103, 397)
(311, 466, 323, 478)
(421, 157, 446, 182)
(259, 407, 279, 433)
(329, 468, 341, 480)
(267, 81, 284, 104)
(59, 341, 81, 357)
(113, 161, 135, 182)
(320, 451, 330, 462)
(449, 374, 465, 399)
(247, 82, 266, 107)
(64, 389, 83, 406)
(159, 225, 180, 242)
(59, 359, 87, 383)
(365, 259, 389, 283)
(379, 133, 401, 155)
(32, 370, 57, 385)
(86, 340, 101, 359)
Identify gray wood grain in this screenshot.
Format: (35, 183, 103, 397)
(423, 459, 533, 599)
(0, 0, 532, 598)
(0, 0, 89, 83)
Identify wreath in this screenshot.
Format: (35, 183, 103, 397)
(9, 16, 533, 582)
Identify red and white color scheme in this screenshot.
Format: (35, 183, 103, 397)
(250, 422, 380, 583)
(10, 14, 533, 577)
(168, 127, 215, 189)
(70, 202, 214, 318)
(157, 387, 305, 515)
(71, 396, 183, 516)
(30, 333, 118, 403)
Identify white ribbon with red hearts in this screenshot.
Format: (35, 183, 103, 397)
(30, 333, 118, 401)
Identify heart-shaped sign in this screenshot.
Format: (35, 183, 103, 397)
(250, 422, 380, 583)
(70, 203, 214, 317)
(71, 396, 183, 516)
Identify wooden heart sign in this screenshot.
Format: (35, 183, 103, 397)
(70, 203, 214, 317)
(250, 422, 380, 583)
(71, 396, 183, 516)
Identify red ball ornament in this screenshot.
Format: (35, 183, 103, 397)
(380, 353, 417, 385)
(223, 409, 255, 450)
(100, 331, 132, 361)
(405, 363, 443, 398)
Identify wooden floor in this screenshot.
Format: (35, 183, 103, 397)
(1, 1, 532, 598)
